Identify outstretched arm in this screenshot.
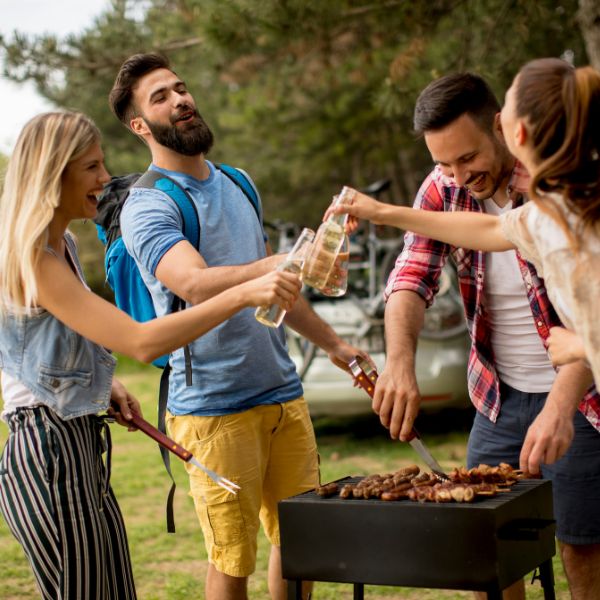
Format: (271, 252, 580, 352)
(155, 239, 283, 304)
(330, 190, 515, 252)
(35, 252, 301, 364)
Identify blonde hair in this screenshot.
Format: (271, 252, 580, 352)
(0, 111, 101, 316)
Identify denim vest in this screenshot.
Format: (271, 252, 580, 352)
(0, 235, 116, 420)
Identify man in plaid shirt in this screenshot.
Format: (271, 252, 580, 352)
(379, 73, 600, 600)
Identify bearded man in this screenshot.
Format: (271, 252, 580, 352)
(109, 53, 366, 600)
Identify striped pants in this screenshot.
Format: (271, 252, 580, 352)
(0, 406, 136, 599)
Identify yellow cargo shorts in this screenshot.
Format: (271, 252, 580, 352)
(165, 397, 319, 577)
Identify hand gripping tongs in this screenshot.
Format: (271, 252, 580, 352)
(116, 409, 240, 494)
(348, 356, 450, 482)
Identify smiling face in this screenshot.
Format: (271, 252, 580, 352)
(59, 142, 110, 222)
(424, 113, 515, 201)
(130, 68, 213, 156)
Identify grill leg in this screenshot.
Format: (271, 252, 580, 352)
(287, 579, 302, 600)
(539, 559, 556, 600)
(486, 586, 503, 600)
(353, 583, 365, 599)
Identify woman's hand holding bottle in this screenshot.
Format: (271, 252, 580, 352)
(243, 270, 303, 314)
(323, 187, 393, 232)
(255, 228, 315, 327)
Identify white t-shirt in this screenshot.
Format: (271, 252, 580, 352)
(1, 371, 40, 421)
(482, 198, 556, 392)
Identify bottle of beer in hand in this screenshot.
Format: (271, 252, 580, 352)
(255, 228, 315, 328)
(321, 233, 349, 297)
(302, 186, 355, 292)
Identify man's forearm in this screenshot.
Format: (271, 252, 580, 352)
(185, 259, 277, 304)
(384, 290, 426, 367)
(546, 360, 594, 416)
(284, 295, 342, 352)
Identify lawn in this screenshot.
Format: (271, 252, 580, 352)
(0, 357, 570, 599)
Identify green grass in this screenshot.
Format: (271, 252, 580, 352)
(0, 358, 570, 599)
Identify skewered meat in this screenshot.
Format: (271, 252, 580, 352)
(448, 463, 529, 485)
(339, 484, 355, 499)
(316, 482, 339, 498)
(315, 463, 531, 503)
(381, 482, 413, 501)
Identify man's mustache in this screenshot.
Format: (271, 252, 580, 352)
(171, 106, 199, 125)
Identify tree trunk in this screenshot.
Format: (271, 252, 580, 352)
(578, 0, 600, 70)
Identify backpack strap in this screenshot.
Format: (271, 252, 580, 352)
(134, 170, 201, 250)
(133, 170, 200, 533)
(215, 163, 262, 223)
(134, 169, 198, 386)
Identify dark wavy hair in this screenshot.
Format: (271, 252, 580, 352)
(515, 58, 600, 236)
(109, 53, 171, 126)
(413, 72, 500, 136)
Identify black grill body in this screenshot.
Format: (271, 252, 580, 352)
(279, 477, 555, 598)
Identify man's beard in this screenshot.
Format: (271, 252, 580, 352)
(467, 143, 514, 200)
(144, 109, 214, 156)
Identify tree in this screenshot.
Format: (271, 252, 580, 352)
(578, 0, 600, 70)
(0, 1, 589, 226)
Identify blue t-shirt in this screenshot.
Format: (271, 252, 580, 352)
(120, 161, 303, 416)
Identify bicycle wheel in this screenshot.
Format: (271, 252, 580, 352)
(285, 327, 318, 380)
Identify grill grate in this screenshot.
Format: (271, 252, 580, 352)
(299, 476, 545, 509)
(280, 476, 555, 593)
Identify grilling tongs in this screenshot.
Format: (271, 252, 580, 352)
(349, 357, 450, 482)
(112, 406, 240, 494)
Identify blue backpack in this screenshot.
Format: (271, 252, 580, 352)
(95, 163, 261, 368)
(94, 164, 261, 533)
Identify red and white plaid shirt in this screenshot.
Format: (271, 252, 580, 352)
(385, 163, 600, 430)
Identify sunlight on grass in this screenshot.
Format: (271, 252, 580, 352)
(0, 357, 569, 599)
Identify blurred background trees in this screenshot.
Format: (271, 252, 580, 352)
(0, 0, 593, 292)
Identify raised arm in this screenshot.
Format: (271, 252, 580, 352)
(332, 190, 515, 252)
(35, 252, 300, 364)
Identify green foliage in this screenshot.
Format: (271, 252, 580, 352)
(0, 0, 589, 291)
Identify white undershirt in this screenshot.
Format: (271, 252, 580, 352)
(482, 198, 556, 392)
(0, 371, 40, 421)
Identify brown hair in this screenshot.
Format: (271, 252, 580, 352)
(514, 58, 600, 237)
(109, 53, 171, 126)
(413, 72, 500, 136)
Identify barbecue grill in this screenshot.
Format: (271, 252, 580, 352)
(279, 477, 556, 599)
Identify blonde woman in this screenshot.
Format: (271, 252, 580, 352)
(0, 111, 301, 600)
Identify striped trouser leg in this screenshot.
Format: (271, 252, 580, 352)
(0, 406, 137, 599)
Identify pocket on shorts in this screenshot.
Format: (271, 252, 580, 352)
(165, 413, 224, 448)
(191, 483, 248, 548)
